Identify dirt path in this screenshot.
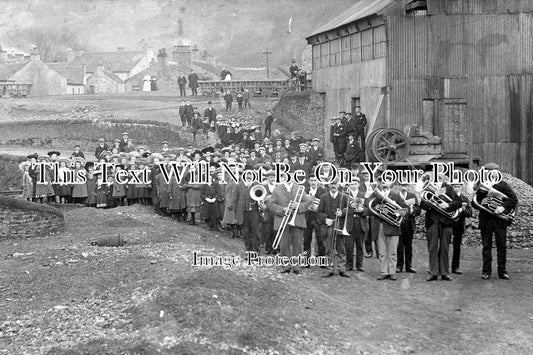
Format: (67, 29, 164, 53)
(1, 205, 532, 354)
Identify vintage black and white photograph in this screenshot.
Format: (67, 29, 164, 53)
(1, 0, 532, 354)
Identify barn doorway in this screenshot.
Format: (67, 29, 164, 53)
(441, 102, 468, 157)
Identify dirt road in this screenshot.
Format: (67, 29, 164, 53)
(1, 205, 532, 354)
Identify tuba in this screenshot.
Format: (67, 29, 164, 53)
(472, 183, 516, 223)
(250, 184, 268, 222)
(368, 189, 406, 227)
(421, 181, 460, 222)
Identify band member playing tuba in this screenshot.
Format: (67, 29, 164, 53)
(317, 178, 349, 277)
(267, 176, 310, 274)
(474, 163, 518, 280)
(421, 175, 462, 281)
(370, 180, 408, 281)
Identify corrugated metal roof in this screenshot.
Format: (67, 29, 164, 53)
(307, 0, 396, 38)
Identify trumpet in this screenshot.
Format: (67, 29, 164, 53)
(368, 189, 406, 227)
(272, 185, 305, 250)
(472, 183, 516, 222)
(421, 181, 459, 222)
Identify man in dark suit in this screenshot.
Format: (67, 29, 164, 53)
(177, 74, 187, 96)
(184, 101, 194, 126)
(344, 177, 368, 272)
(204, 101, 217, 125)
(474, 163, 518, 280)
(306, 138, 323, 166)
(396, 184, 421, 273)
(293, 152, 311, 178)
(95, 138, 109, 160)
(188, 70, 199, 96)
(330, 117, 347, 163)
(317, 179, 349, 277)
(344, 133, 361, 167)
(420, 175, 462, 281)
(359, 170, 379, 258)
(303, 175, 326, 264)
(118, 132, 128, 152)
(354, 106, 367, 149)
(267, 179, 310, 274)
(450, 181, 473, 274)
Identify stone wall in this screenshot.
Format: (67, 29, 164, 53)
(0, 119, 193, 153)
(0, 154, 25, 190)
(0, 196, 65, 239)
(272, 91, 328, 154)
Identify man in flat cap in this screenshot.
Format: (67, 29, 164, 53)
(474, 163, 517, 280)
(95, 138, 109, 160)
(344, 132, 362, 167)
(330, 116, 347, 164)
(119, 132, 129, 152)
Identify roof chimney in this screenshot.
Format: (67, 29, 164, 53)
(30, 47, 40, 62)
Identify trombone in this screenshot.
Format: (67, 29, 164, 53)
(272, 185, 306, 250)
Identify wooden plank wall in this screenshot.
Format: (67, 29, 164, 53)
(386, 12, 533, 184)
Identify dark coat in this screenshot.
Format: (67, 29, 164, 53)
(177, 75, 187, 86)
(188, 72, 199, 89)
(344, 139, 361, 162)
(204, 107, 217, 123)
(94, 144, 110, 160)
(354, 113, 367, 129)
(452, 192, 473, 228)
(305, 186, 326, 228)
(398, 190, 421, 233)
(475, 180, 517, 229)
(420, 183, 462, 228)
(230, 182, 246, 225)
(369, 190, 408, 236)
(183, 104, 194, 120)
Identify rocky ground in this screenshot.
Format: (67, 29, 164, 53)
(1, 205, 533, 354)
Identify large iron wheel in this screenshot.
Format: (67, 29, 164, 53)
(368, 128, 410, 163)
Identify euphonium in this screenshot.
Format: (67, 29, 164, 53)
(472, 183, 516, 222)
(421, 181, 460, 222)
(368, 189, 405, 227)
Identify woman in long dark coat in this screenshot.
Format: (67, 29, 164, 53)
(230, 179, 245, 238)
(168, 164, 188, 221)
(201, 179, 221, 230)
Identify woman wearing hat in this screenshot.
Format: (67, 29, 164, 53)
(184, 166, 202, 225)
(19, 161, 33, 201)
(168, 163, 188, 222)
(71, 158, 88, 204)
(34, 155, 55, 203)
(94, 170, 110, 208)
(85, 162, 97, 207)
(26, 153, 39, 201)
(57, 158, 73, 204)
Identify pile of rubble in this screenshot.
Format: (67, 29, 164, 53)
(65, 105, 116, 122)
(414, 173, 533, 249)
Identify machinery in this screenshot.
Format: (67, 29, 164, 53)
(365, 125, 442, 164)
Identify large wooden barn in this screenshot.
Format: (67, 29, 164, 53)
(306, 0, 533, 184)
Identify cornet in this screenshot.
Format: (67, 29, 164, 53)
(472, 183, 516, 222)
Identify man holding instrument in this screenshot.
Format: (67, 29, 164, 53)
(267, 177, 310, 274)
(317, 179, 349, 278)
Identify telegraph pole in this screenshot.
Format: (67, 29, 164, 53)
(262, 48, 272, 78)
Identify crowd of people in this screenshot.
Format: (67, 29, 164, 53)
(18, 118, 517, 281)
